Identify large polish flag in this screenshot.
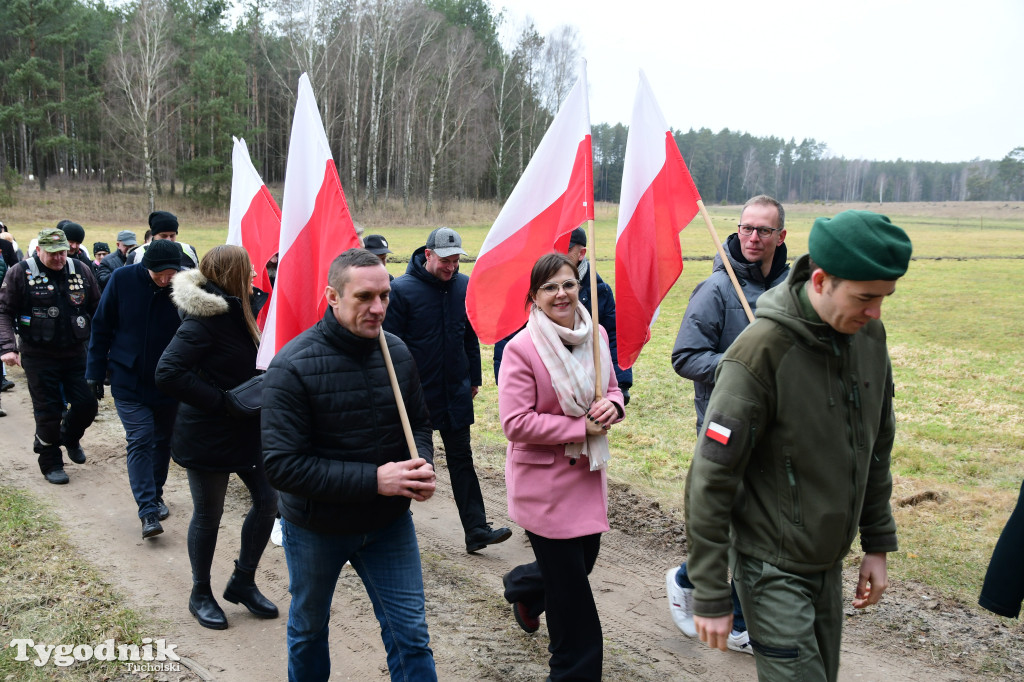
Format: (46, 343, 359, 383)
(227, 136, 281, 329)
(615, 71, 701, 369)
(256, 73, 360, 369)
(466, 60, 593, 344)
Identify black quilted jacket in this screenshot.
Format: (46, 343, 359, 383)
(262, 310, 434, 534)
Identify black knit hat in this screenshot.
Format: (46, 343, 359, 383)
(569, 227, 586, 248)
(59, 221, 86, 243)
(809, 210, 912, 281)
(93, 241, 110, 255)
(148, 210, 179, 235)
(142, 240, 182, 273)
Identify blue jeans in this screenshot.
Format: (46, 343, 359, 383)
(114, 398, 176, 518)
(676, 562, 746, 631)
(282, 512, 435, 682)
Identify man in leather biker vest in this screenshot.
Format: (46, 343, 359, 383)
(0, 226, 101, 484)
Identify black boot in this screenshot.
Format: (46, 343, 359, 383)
(223, 562, 278, 619)
(189, 582, 228, 630)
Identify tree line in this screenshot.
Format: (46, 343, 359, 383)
(2, 0, 1021, 216)
(594, 126, 1024, 205)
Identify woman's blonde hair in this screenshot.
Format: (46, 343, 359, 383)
(199, 245, 260, 345)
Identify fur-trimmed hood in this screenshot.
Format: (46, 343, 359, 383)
(170, 268, 229, 318)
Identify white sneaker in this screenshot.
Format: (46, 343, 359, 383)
(727, 629, 754, 655)
(270, 518, 284, 546)
(665, 566, 697, 637)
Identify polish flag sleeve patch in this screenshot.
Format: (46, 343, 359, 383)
(706, 421, 732, 445)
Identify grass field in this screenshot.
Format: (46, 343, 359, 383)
(3, 187, 1022, 611)
(0, 486, 151, 680)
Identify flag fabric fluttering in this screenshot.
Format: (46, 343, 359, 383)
(614, 71, 701, 369)
(227, 136, 281, 329)
(255, 73, 360, 370)
(466, 60, 594, 344)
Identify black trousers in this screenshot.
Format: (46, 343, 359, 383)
(22, 353, 97, 474)
(185, 462, 278, 584)
(438, 426, 486, 535)
(504, 532, 602, 681)
(980, 479, 1024, 618)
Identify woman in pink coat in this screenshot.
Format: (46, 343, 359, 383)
(498, 252, 625, 681)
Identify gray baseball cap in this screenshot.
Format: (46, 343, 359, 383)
(425, 227, 468, 258)
(117, 230, 138, 246)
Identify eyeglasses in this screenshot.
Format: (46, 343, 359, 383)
(538, 279, 580, 295)
(738, 224, 781, 239)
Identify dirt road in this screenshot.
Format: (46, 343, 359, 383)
(0, 372, 1012, 681)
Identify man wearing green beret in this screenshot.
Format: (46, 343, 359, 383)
(684, 210, 913, 681)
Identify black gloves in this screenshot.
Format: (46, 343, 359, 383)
(87, 379, 104, 400)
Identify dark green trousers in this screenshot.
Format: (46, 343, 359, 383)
(733, 553, 844, 682)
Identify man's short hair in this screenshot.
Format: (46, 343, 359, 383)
(328, 248, 385, 291)
(742, 194, 785, 230)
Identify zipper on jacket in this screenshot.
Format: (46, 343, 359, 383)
(785, 456, 801, 525)
(850, 375, 866, 449)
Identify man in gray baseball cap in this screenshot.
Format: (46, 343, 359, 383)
(97, 230, 139, 291)
(383, 227, 512, 554)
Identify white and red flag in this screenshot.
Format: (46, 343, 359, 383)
(466, 60, 594, 344)
(614, 71, 701, 369)
(256, 73, 360, 369)
(227, 136, 281, 329)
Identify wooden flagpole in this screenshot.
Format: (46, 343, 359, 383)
(697, 200, 754, 323)
(586, 218, 604, 398)
(378, 332, 419, 459)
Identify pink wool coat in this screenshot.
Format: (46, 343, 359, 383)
(498, 326, 624, 540)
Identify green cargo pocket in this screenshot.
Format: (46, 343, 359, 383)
(750, 639, 798, 658)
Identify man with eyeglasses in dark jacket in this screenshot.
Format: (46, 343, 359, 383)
(666, 194, 790, 654)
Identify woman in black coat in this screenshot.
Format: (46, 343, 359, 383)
(156, 245, 277, 630)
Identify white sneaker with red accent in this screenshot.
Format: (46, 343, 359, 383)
(666, 566, 697, 638)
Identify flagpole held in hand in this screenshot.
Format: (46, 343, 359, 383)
(378, 332, 419, 460)
(586, 219, 604, 398)
(697, 200, 754, 323)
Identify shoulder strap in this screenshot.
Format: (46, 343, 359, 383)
(66, 258, 76, 275)
(26, 258, 40, 278)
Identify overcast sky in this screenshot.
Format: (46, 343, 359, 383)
(492, 0, 1023, 163)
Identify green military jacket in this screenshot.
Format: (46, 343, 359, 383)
(684, 255, 899, 618)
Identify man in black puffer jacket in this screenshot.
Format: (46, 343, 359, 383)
(384, 227, 512, 554)
(263, 248, 438, 682)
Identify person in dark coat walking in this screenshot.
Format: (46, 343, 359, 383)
(0, 227, 101, 484)
(96, 231, 138, 291)
(155, 245, 277, 630)
(383, 227, 511, 554)
(263, 248, 438, 681)
(666, 194, 790, 652)
(85, 240, 183, 539)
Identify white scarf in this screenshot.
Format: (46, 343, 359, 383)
(527, 303, 611, 471)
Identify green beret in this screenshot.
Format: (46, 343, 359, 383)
(808, 210, 912, 281)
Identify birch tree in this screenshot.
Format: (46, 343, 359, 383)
(421, 25, 486, 215)
(106, 0, 179, 212)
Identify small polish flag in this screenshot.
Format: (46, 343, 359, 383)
(706, 421, 731, 445)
